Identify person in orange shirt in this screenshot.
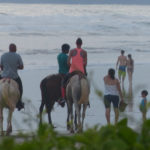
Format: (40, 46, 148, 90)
(59, 38, 87, 104)
(68, 37, 87, 75)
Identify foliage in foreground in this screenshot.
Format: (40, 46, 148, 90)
(0, 118, 150, 150)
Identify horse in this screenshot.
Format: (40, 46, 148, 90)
(66, 74, 90, 133)
(0, 78, 20, 136)
(39, 74, 65, 126)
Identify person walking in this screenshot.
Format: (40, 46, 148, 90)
(116, 50, 127, 88)
(127, 54, 134, 86)
(104, 68, 123, 125)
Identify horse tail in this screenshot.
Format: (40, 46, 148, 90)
(40, 78, 48, 105)
(78, 78, 90, 104)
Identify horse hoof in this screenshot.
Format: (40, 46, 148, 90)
(77, 128, 83, 133)
(0, 131, 4, 136)
(6, 127, 12, 136)
(67, 124, 70, 130)
(50, 124, 56, 129)
(70, 129, 74, 133)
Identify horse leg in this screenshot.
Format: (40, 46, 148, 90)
(81, 104, 87, 130)
(78, 104, 82, 132)
(70, 103, 74, 133)
(74, 102, 81, 132)
(67, 103, 71, 130)
(74, 110, 77, 130)
(6, 110, 13, 136)
(39, 101, 45, 124)
(47, 110, 52, 125)
(0, 108, 3, 136)
(67, 102, 74, 133)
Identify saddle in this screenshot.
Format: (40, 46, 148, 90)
(70, 71, 86, 79)
(2, 78, 11, 83)
(66, 71, 86, 87)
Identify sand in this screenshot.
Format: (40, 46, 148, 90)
(1, 63, 148, 134)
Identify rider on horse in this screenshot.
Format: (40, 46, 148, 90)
(59, 38, 87, 103)
(0, 43, 24, 111)
(57, 43, 70, 105)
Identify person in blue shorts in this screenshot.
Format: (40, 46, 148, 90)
(116, 50, 127, 88)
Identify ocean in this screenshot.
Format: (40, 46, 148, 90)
(0, 3, 150, 70)
(0, 3, 150, 133)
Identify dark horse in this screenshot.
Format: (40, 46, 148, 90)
(39, 74, 65, 126)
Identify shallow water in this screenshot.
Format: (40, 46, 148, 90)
(0, 3, 150, 134)
(0, 4, 150, 69)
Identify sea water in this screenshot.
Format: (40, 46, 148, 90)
(0, 4, 150, 69)
(0, 3, 150, 133)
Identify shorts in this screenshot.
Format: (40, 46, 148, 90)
(118, 66, 126, 78)
(104, 95, 119, 108)
(118, 70, 126, 78)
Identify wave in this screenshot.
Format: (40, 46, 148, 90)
(21, 49, 59, 55)
(17, 47, 150, 56)
(0, 12, 8, 16)
(139, 21, 150, 27)
(9, 33, 57, 37)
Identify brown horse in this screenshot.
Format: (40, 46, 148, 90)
(39, 74, 65, 126)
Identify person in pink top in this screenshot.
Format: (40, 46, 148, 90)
(59, 38, 87, 104)
(68, 38, 87, 74)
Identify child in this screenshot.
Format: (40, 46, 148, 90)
(140, 90, 148, 121)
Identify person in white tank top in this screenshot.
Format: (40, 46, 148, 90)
(104, 68, 123, 125)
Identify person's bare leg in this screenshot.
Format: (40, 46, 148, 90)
(128, 71, 132, 86)
(118, 74, 121, 83)
(105, 108, 110, 125)
(142, 112, 146, 121)
(114, 108, 119, 124)
(122, 74, 126, 89)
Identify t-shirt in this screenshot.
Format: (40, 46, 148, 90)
(57, 53, 69, 74)
(0, 52, 23, 79)
(69, 48, 86, 74)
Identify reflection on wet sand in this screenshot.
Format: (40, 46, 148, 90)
(127, 82, 133, 112)
(121, 82, 133, 112)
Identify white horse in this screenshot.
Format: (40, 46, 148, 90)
(0, 78, 20, 135)
(66, 74, 90, 133)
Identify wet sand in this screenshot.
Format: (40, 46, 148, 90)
(1, 63, 150, 134)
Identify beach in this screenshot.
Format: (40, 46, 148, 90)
(2, 62, 148, 134)
(0, 2, 150, 134)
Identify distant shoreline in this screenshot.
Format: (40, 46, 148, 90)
(0, 0, 150, 5)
